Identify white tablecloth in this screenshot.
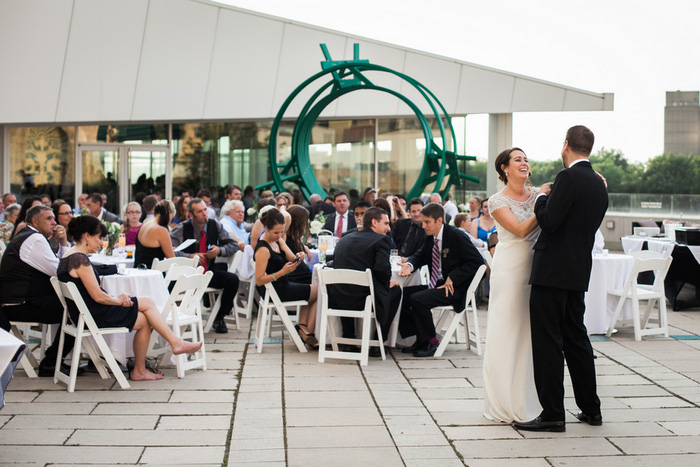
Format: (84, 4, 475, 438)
(312, 264, 424, 347)
(584, 253, 635, 335)
(99, 269, 169, 365)
(621, 236, 676, 256)
(90, 253, 135, 269)
(1, 328, 25, 410)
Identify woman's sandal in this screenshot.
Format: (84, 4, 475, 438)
(296, 324, 318, 348)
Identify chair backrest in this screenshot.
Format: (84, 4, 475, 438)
(458, 264, 488, 312)
(152, 257, 198, 272)
(50, 276, 100, 332)
(228, 250, 244, 273)
(163, 264, 203, 285)
(480, 249, 492, 267)
(628, 251, 673, 293)
(163, 271, 213, 320)
(318, 268, 374, 311)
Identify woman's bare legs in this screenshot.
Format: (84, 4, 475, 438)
(130, 297, 202, 380)
(297, 284, 318, 335)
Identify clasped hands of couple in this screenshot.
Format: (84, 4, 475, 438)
(398, 262, 454, 297)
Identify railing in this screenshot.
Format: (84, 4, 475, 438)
(607, 193, 700, 218)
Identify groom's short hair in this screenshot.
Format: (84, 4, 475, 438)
(566, 125, 594, 156)
(420, 202, 445, 222)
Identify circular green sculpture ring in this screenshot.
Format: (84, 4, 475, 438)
(257, 46, 478, 200)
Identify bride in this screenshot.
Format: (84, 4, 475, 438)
(482, 147, 551, 423)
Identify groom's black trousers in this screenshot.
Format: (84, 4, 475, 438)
(529, 284, 601, 421)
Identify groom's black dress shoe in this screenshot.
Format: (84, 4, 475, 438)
(401, 342, 420, 354)
(38, 361, 87, 378)
(576, 411, 603, 426)
(513, 417, 565, 432)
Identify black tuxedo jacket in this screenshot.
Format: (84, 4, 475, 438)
(392, 218, 426, 257)
(529, 160, 608, 291)
(330, 228, 393, 319)
(408, 224, 484, 308)
(307, 202, 335, 218)
(323, 211, 356, 234)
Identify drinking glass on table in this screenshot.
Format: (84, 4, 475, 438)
(319, 236, 328, 263)
(102, 238, 109, 254)
(118, 233, 126, 248)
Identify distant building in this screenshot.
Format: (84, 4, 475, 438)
(664, 91, 700, 156)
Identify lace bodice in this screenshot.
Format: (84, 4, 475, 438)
(489, 187, 541, 242)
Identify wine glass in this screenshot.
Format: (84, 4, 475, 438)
(102, 238, 109, 255)
(118, 233, 126, 248)
(319, 237, 328, 264)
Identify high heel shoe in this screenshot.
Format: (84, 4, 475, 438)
(296, 325, 318, 348)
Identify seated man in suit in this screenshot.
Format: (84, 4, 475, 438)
(86, 192, 120, 223)
(323, 191, 355, 236)
(341, 201, 371, 237)
(171, 198, 240, 334)
(399, 203, 484, 357)
(392, 197, 426, 257)
(0, 205, 80, 376)
(307, 193, 335, 218)
(331, 207, 401, 355)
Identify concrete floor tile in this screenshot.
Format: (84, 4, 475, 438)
(603, 407, 700, 422)
(284, 376, 367, 391)
(67, 428, 228, 446)
(287, 425, 393, 448)
(453, 437, 619, 458)
(404, 458, 465, 467)
(287, 447, 402, 467)
(157, 415, 231, 430)
(0, 445, 143, 464)
(611, 435, 700, 455)
(397, 359, 456, 369)
(230, 435, 284, 451)
(398, 445, 459, 459)
(0, 402, 96, 415)
(549, 454, 700, 467)
(285, 390, 375, 408)
(3, 414, 158, 430)
(231, 426, 284, 440)
(141, 446, 225, 464)
(616, 396, 694, 408)
(392, 433, 450, 447)
(597, 384, 671, 397)
(286, 407, 383, 427)
(0, 429, 72, 445)
(444, 425, 522, 440)
(92, 402, 232, 415)
(409, 378, 473, 389)
(34, 390, 172, 403)
(659, 421, 700, 435)
(415, 387, 483, 400)
(225, 448, 285, 463)
(464, 459, 551, 467)
(2, 391, 39, 403)
(285, 363, 361, 378)
(423, 399, 487, 412)
(169, 390, 235, 403)
(519, 421, 672, 438)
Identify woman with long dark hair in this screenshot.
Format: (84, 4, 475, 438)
(285, 205, 312, 284)
(11, 196, 42, 238)
(134, 200, 175, 269)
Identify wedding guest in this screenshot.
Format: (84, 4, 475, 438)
(134, 200, 175, 269)
(468, 196, 482, 221)
(443, 192, 459, 219)
(220, 199, 249, 250)
(86, 193, 119, 223)
(49, 200, 73, 253)
(0, 193, 17, 222)
(307, 193, 334, 218)
(122, 201, 143, 246)
(0, 203, 20, 245)
(392, 198, 426, 257)
(469, 198, 496, 243)
(254, 208, 318, 347)
(454, 213, 485, 248)
(11, 196, 42, 238)
(225, 185, 242, 201)
(140, 194, 158, 222)
(285, 205, 312, 284)
(250, 198, 276, 249)
(59, 215, 201, 381)
(171, 195, 190, 226)
(373, 198, 395, 228)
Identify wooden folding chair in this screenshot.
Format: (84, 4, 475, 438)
(318, 268, 385, 366)
(50, 277, 130, 392)
(431, 264, 487, 356)
(606, 251, 673, 341)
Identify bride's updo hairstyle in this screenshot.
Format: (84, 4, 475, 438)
(495, 147, 527, 185)
(68, 215, 108, 244)
(260, 207, 285, 231)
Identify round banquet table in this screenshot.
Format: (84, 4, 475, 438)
(584, 253, 635, 335)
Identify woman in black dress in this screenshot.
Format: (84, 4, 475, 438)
(285, 205, 312, 284)
(134, 200, 176, 269)
(254, 208, 318, 347)
(58, 216, 201, 380)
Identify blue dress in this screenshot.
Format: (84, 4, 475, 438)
(477, 218, 496, 242)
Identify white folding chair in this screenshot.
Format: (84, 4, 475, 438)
(481, 249, 493, 267)
(430, 264, 487, 356)
(318, 268, 386, 366)
(227, 251, 257, 320)
(150, 271, 212, 378)
(163, 264, 204, 287)
(8, 321, 50, 378)
(151, 256, 198, 273)
(255, 282, 307, 354)
(606, 251, 673, 341)
(50, 277, 130, 392)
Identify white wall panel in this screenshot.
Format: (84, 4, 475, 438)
(56, 0, 147, 122)
(400, 52, 461, 117)
(131, 0, 218, 121)
(331, 40, 407, 118)
(0, 0, 73, 123)
(563, 89, 611, 112)
(456, 66, 515, 114)
(272, 24, 346, 119)
(204, 9, 284, 119)
(512, 79, 566, 112)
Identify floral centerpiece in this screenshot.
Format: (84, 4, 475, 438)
(307, 212, 325, 248)
(103, 220, 121, 255)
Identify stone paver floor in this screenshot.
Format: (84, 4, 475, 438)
(2, 304, 700, 466)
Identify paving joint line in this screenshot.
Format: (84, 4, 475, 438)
(221, 322, 253, 467)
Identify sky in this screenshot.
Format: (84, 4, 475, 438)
(216, 0, 700, 163)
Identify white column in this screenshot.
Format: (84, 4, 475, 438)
(487, 113, 512, 196)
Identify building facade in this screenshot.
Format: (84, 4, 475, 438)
(664, 91, 700, 157)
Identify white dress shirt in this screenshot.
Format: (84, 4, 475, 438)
(334, 211, 349, 235)
(19, 226, 60, 277)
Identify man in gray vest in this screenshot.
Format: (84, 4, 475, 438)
(0, 205, 79, 376)
(170, 198, 240, 333)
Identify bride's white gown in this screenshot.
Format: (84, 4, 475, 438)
(482, 187, 543, 423)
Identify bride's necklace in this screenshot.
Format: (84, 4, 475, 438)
(504, 184, 530, 203)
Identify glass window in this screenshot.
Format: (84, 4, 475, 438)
(9, 126, 75, 205)
(78, 124, 168, 144)
(81, 149, 119, 213)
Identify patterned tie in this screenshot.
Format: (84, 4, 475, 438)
(429, 238, 440, 289)
(199, 228, 208, 272)
(336, 213, 343, 237)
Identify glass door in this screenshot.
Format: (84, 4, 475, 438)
(78, 145, 121, 215)
(128, 147, 167, 201)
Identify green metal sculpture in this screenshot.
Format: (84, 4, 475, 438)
(256, 44, 479, 200)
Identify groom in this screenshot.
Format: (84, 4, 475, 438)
(514, 125, 608, 432)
